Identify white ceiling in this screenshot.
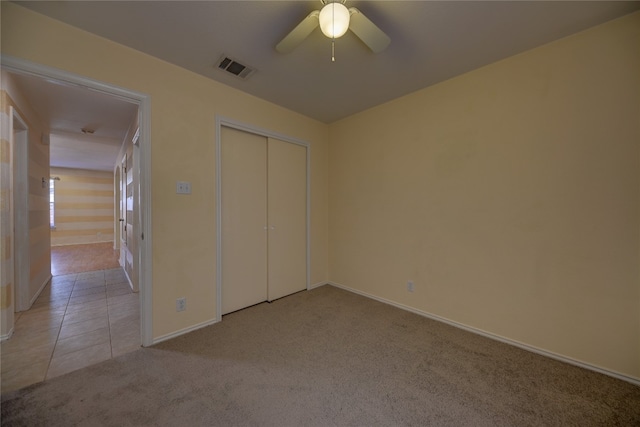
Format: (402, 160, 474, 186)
(7, 1, 640, 170)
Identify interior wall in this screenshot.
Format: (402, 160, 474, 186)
(328, 12, 640, 379)
(0, 2, 329, 339)
(50, 167, 115, 246)
(0, 81, 14, 337)
(0, 70, 51, 331)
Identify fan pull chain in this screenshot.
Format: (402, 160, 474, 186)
(332, 38, 336, 62)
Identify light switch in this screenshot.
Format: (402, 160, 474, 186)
(176, 181, 191, 194)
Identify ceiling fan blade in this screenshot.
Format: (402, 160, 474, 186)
(276, 10, 320, 54)
(348, 7, 390, 54)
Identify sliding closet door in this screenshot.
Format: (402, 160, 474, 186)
(267, 138, 307, 301)
(221, 127, 268, 315)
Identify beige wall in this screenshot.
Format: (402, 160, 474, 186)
(0, 70, 51, 337)
(50, 167, 115, 246)
(0, 2, 329, 339)
(2, 2, 637, 380)
(329, 13, 640, 378)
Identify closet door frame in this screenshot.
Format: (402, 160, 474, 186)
(215, 116, 310, 322)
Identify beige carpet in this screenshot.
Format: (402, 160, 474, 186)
(2, 285, 639, 426)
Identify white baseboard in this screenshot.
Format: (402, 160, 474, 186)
(51, 240, 114, 247)
(308, 281, 327, 290)
(27, 275, 52, 309)
(151, 318, 220, 346)
(0, 327, 14, 342)
(328, 281, 640, 387)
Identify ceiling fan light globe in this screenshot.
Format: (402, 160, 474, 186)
(319, 3, 350, 39)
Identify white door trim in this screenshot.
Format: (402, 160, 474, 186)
(215, 115, 311, 322)
(1, 55, 154, 347)
(10, 107, 29, 312)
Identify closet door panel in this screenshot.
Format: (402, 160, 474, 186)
(221, 127, 268, 315)
(267, 138, 307, 301)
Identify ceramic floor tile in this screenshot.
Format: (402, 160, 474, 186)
(71, 286, 106, 298)
(23, 303, 67, 317)
(105, 279, 128, 286)
(14, 314, 64, 334)
(65, 297, 108, 312)
(30, 298, 69, 311)
(4, 262, 138, 391)
(59, 316, 109, 340)
(75, 272, 104, 281)
(73, 280, 105, 290)
(40, 284, 74, 295)
(1, 341, 55, 373)
(37, 292, 72, 303)
(107, 303, 139, 320)
(46, 342, 112, 380)
(1, 326, 60, 355)
(110, 316, 140, 334)
(51, 275, 76, 285)
(107, 281, 131, 291)
(63, 305, 108, 325)
(1, 359, 49, 393)
(107, 286, 133, 298)
(109, 308, 139, 325)
(108, 293, 138, 306)
(105, 270, 127, 279)
(53, 327, 110, 358)
(16, 307, 66, 322)
(67, 292, 106, 306)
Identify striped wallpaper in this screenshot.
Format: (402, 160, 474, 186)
(50, 167, 114, 246)
(1, 74, 52, 337)
(0, 89, 14, 338)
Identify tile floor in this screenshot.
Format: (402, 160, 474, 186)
(1, 268, 140, 393)
(51, 242, 120, 276)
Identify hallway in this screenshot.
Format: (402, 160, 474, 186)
(1, 245, 140, 393)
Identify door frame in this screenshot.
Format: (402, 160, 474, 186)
(10, 107, 29, 312)
(1, 55, 154, 347)
(114, 164, 121, 252)
(215, 116, 311, 322)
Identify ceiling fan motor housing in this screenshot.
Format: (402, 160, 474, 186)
(319, 1, 350, 39)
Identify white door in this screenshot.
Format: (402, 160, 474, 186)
(267, 138, 307, 301)
(119, 154, 128, 269)
(221, 127, 268, 315)
(220, 127, 307, 315)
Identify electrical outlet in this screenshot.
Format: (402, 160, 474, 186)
(176, 297, 186, 312)
(407, 281, 414, 292)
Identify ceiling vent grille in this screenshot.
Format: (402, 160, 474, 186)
(216, 55, 255, 80)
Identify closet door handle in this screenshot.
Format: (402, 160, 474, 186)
(270, 226, 276, 230)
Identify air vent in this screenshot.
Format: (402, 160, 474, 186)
(216, 55, 255, 80)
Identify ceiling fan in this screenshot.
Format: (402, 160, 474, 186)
(276, 0, 391, 58)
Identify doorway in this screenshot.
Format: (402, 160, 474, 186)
(0, 57, 152, 391)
